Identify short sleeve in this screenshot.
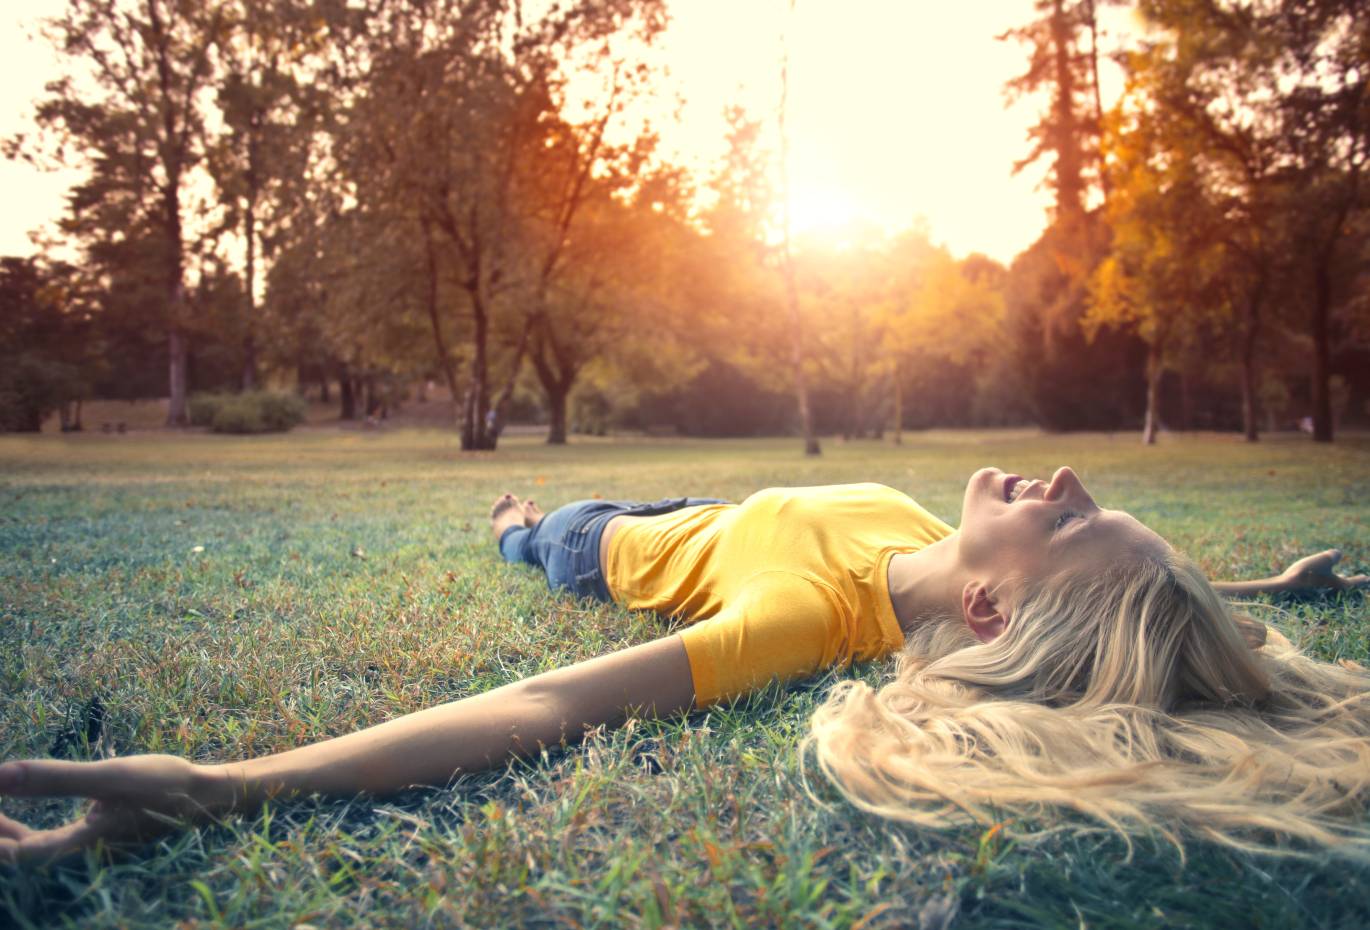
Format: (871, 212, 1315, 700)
(676, 572, 849, 707)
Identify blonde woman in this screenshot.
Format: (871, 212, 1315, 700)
(1, 468, 1366, 861)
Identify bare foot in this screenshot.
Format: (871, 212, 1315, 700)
(522, 499, 544, 526)
(490, 493, 525, 541)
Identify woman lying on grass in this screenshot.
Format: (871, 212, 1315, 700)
(2, 467, 1368, 863)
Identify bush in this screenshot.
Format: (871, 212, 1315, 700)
(188, 392, 224, 427)
(0, 353, 76, 432)
(189, 391, 308, 434)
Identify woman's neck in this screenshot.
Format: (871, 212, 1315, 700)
(887, 533, 966, 636)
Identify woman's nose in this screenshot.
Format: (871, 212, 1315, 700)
(1046, 467, 1096, 507)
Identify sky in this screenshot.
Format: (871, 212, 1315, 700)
(0, 0, 1132, 265)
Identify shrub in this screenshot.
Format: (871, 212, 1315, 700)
(0, 353, 76, 432)
(254, 392, 309, 431)
(188, 392, 225, 427)
(190, 391, 308, 434)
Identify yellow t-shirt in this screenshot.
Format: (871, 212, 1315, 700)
(605, 483, 956, 707)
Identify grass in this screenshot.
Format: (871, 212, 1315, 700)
(0, 427, 1368, 929)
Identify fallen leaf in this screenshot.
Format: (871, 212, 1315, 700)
(351, 547, 366, 560)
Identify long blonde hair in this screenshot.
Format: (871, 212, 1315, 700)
(809, 550, 1370, 852)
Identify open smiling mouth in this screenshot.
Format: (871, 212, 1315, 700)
(1004, 474, 1034, 503)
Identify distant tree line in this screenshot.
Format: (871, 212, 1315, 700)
(2, 0, 1367, 443)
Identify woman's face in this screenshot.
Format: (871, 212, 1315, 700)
(957, 466, 1167, 591)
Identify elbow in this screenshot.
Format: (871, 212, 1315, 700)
(502, 673, 587, 756)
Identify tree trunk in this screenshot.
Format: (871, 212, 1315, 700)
(339, 368, 356, 420)
(364, 375, 379, 417)
(1179, 369, 1192, 433)
(167, 325, 189, 427)
(784, 259, 820, 454)
(1049, 0, 1084, 217)
(892, 361, 903, 445)
(1238, 292, 1260, 442)
(240, 198, 257, 392)
(546, 383, 569, 445)
(489, 313, 537, 441)
(1142, 346, 1161, 445)
(1084, 0, 1108, 204)
(460, 292, 492, 450)
(530, 328, 578, 446)
(777, 16, 820, 457)
(320, 371, 330, 403)
(150, 0, 191, 429)
(421, 219, 462, 429)
(241, 333, 256, 392)
(1311, 259, 1333, 442)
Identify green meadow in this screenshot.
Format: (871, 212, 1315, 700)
(2, 428, 1368, 929)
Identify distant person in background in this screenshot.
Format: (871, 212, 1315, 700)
(2, 468, 1368, 862)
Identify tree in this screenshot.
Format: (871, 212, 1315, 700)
(338, 0, 665, 450)
(208, 0, 333, 391)
(881, 235, 1013, 435)
(1090, 101, 1226, 444)
(0, 257, 99, 431)
(492, 55, 668, 445)
(527, 163, 693, 444)
(1000, 0, 1115, 220)
(1131, 0, 1370, 442)
(796, 223, 896, 441)
(777, 0, 819, 455)
(998, 0, 1142, 432)
(15, 0, 227, 426)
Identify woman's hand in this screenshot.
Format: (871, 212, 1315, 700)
(1211, 549, 1368, 598)
(0, 755, 224, 864)
(1276, 549, 1369, 593)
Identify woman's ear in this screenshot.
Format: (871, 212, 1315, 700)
(962, 581, 1008, 644)
(1231, 614, 1268, 650)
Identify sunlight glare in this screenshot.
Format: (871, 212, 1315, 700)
(789, 188, 859, 234)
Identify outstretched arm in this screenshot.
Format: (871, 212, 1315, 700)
(1211, 549, 1368, 598)
(0, 635, 695, 864)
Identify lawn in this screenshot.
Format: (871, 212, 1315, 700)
(1, 427, 1368, 929)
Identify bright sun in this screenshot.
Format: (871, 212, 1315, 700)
(789, 188, 859, 234)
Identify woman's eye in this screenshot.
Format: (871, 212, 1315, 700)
(1055, 511, 1081, 530)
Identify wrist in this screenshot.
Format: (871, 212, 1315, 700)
(194, 762, 264, 817)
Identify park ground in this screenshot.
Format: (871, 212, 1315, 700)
(1, 428, 1369, 928)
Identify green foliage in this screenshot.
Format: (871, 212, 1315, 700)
(189, 391, 308, 433)
(0, 256, 97, 431)
(1006, 216, 1147, 432)
(0, 353, 76, 433)
(0, 431, 1367, 928)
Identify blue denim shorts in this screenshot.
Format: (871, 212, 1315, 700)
(498, 497, 730, 602)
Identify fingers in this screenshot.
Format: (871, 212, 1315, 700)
(0, 812, 35, 843)
(1293, 549, 1366, 591)
(1299, 549, 1343, 573)
(0, 813, 106, 865)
